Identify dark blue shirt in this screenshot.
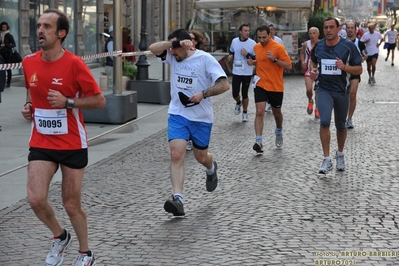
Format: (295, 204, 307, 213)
(311, 38, 362, 93)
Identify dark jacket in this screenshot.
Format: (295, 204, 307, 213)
(0, 55, 5, 98)
(0, 33, 16, 63)
(105, 36, 113, 66)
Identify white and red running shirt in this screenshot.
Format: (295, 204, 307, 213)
(22, 49, 102, 150)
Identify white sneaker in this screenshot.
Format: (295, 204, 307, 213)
(186, 140, 193, 151)
(275, 132, 283, 147)
(45, 230, 73, 266)
(319, 158, 332, 174)
(265, 103, 272, 112)
(336, 151, 345, 171)
(73, 252, 96, 266)
(345, 119, 354, 129)
(242, 113, 248, 122)
(234, 103, 241, 115)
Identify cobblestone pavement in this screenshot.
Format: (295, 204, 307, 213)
(1, 56, 399, 265)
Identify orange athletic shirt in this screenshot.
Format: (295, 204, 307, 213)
(254, 39, 291, 92)
(22, 49, 102, 150)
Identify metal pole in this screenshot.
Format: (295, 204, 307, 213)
(113, 0, 123, 94)
(163, 0, 169, 81)
(136, 0, 150, 80)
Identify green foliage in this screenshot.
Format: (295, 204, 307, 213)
(308, 9, 334, 39)
(123, 61, 137, 80)
(380, 26, 387, 34)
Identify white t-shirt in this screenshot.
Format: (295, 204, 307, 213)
(339, 29, 347, 38)
(385, 29, 398, 44)
(274, 36, 284, 45)
(163, 49, 227, 123)
(360, 31, 383, 55)
(229, 37, 256, 76)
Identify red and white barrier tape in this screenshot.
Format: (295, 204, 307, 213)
(0, 50, 229, 71)
(0, 62, 23, 71)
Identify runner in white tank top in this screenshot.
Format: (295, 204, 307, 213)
(300, 27, 320, 118)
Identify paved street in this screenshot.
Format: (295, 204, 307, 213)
(1, 50, 399, 265)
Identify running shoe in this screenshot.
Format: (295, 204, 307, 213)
(371, 76, 376, 85)
(385, 57, 388, 61)
(234, 103, 241, 115)
(275, 132, 283, 148)
(336, 151, 345, 171)
(307, 99, 314, 115)
(319, 158, 332, 174)
(265, 103, 272, 112)
(206, 161, 218, 192)
(242, 113, 249, 122)
(345, 119, 354, 129)
(392, 63, 394, 66)
(368, 77, 371, 84)
(45, 230, 73, 266)
(73, 252, 96, 266)
(253, 141, 263, 154)
(314, 109, 320, 119)
(186, 140, 193, 151)
(164, 195, 185, 216)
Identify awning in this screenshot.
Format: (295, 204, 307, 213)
(194, 0, 314, 10)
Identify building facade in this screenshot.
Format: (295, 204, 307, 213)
(0, 0, 194, 66)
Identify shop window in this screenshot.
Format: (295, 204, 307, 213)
(58, 0, 75, 53)
(29, 0, 50, 53)
(1, 1, 21, 75)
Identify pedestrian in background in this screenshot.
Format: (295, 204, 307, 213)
(228, 23, 256, 122)
(0, 54, 4, 131)
(383, 23, 398, 66)
(105, 25, 114, 90)
(189, 30, 205, 51)
(338, 22, 347, 38)
(360, 23, 383, 85)
(310, 17, 362, 174)
(300, 26, 320, 119)
(269, 24, 284, 45)
(21, 8, 105, 266)
(122, 27, 136, 62)
(247, 25, 292, 154)
(149, 28, 230, 216)
(345, 21, 368, 129)
(0, 21, 16, 88)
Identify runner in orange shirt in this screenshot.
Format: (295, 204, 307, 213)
(247, 25, 292, 154)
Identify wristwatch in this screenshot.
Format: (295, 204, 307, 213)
(66, 98, 75, 109)
(203, 90, 208, 99)
(273, 58, 279, 63)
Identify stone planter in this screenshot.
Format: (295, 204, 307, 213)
(122, 76, 130, 91)
(83, 90, 138, 124)
(99, 75, 108, 91)
(127, 79, 171, 105)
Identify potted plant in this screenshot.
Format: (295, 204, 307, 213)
(122, 61, 137, 90)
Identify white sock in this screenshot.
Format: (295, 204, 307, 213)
(206, 163, 215, 175)
(174, 193, 183, 202)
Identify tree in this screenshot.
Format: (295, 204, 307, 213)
(308, 9, 334, 39)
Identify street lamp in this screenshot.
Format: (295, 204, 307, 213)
(136, 0, 150, 80)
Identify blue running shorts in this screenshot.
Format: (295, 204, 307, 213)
(168, 114, 212, 150)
